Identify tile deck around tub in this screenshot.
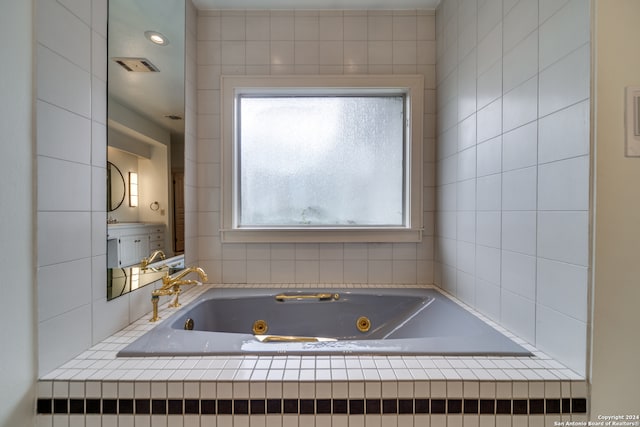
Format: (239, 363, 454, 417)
(37, 285, 589, 424)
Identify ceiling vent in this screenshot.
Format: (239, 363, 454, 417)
(113, 57, 160, 72)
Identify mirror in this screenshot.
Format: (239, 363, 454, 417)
(106, 0, 186, 300)
(107, 161, 125, 211)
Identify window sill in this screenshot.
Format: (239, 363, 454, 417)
(220, 228, 423, 243)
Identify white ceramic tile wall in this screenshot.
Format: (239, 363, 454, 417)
(434, 0, 590, 376)
(35, 0, 199, 376)
(195, 9, 437, 286)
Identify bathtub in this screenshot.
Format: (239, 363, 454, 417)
(118, 288, 531, 357)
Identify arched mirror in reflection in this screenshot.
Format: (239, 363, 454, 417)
(107, 161, 126, 212)
(106, 0, 186, 300)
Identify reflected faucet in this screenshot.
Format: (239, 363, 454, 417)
(149, 266, 208, 322)
(140, 250, 166, 270)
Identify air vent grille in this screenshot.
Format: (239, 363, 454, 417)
(112, 57, 159, 72)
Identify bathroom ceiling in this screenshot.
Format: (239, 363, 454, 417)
(193, 0, 440, 9)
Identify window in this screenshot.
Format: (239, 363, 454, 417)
(221, 75, 424, 243)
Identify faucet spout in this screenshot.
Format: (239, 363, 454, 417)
(140, 250, 166, 269)
(149, 266, 208, 322)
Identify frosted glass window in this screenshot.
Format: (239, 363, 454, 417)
(237, 95, 406, 227)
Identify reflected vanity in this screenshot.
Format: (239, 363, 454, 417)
(106, 0, 186, 300)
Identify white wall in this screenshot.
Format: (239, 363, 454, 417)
(434, 0, 591, 376)
(591, 0, 640, 413)
(195, 10, 437, 285)
(0, 1, 37, 425)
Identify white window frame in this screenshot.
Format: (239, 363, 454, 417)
(220, 75, 423, 243)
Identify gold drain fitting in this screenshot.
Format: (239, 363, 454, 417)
(184, 318, 194, 330)
(356, 316, 371, 333)
(253, 319, 268, 335)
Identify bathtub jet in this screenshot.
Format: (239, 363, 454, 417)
(117, 288, 532, 357)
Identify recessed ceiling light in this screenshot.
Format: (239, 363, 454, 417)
(144, 31, 169, 46)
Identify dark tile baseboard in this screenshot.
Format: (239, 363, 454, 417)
(37, 397, 588, 416)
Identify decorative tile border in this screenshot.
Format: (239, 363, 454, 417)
(37, 397, 587, 415)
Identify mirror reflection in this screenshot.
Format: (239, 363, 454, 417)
(106, 0, 186, 300)
(107, 161, 126, 212)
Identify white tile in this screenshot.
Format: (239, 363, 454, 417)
(477, 60, 502, 110)
(368, 41, 393, 65)
(91, 31, 107, 81)
(368, 260, 392, 284)
(221, 15, 245, 41)
(91, 76, 106, 124)
(294, 41, 319, 65)
(502, 121, 537, 171)
(537, 258, 588, 322)
(539, 0, 570, 23)
(92, 292, 129, 344)
(38, 304, 92, 376)
(393, 260, 417, 284)
(439, 125, 458, 160)
(222, 260, 247, 283)
(246, 15, 270, 40)
(502, 166, 537, 211)
(503, 30, 538, 94)
(457, 18, 477, 62)
(538, 156, 590, 211)
(270, 41, 294, 65)
(477, 0, 502, 41)
(439, 237, 457, 268)
(503, 0, 538, 54)
(437, 183, 457, 212)
(475, 278, 500, 320)
(502, 211, 537, 256)
(37, 0, 91, 71)
(476, 211, 501, 249)
(476, 245, 501, 285)
(457, 211, 476, 243)
(343, 15, 367, 40)
(393, 15, 417, 40)
(456, 270, 476, 305)
(270, 14, 294, 40)
(319, 15, 343, 41)
(501, 250, 536, 300)
(344, 41, 367, 65)
(477, 136, 502, 177)
(476, 174, 501, 211)
(457, 147, 476, 181)
(538, 100, 590, 163)
(271, 260, 295, 283)
(319, 41, 343, 65)
(91, 122, 107, 167)
(477, 98, 502, 144)
(247, 260, 271, 283)
(393, 41, 417, 65)
(537, 211, 589, 266)
(438, 67, 458, 107)
(457, 50, 477, 120)
(500, 290, 535, 344)
(38, 258, 92, 322)
(38, 212, 91, 266)
(319, 260, 344, 283)
(368, 15, 393, 41)
(477, 24, 502, 76)
(246, 42, 270, 66)
(295, 15, 319, 40)
(37, 101, 91, 164)
(92, 0, 108, 37)
(221, 41, 245, 65)
(539, 0, 590, 70)
(458, 114, 476, 151)
(197, 41, 221, 65)
(418, 14, 436, 41)
(457, 178, 476, 212)
(503, 77, 538, 133)
(295, 260, 320, 283)
(536, 305, 587, 376)
(37, 45, 91, 118)
(437, 155, 458, 185)
(539, 43, 590, 117)
(456, 240, 475, 275)
(38, 156, 91, 212)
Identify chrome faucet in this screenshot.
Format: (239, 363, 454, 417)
(149, 266, 208, 322)
(140, 250, 166, 269)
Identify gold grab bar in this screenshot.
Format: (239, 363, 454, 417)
(275, 292, 339, 302)
(254, 335, 337, 343)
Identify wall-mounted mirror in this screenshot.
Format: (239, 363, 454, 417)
(106, 0, 185, 300)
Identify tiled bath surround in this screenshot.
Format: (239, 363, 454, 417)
(37, 285, 589, 426)
(194, 9, 438, 286)
(33, 0, 595, 425)
(433, 0, 591, 376)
